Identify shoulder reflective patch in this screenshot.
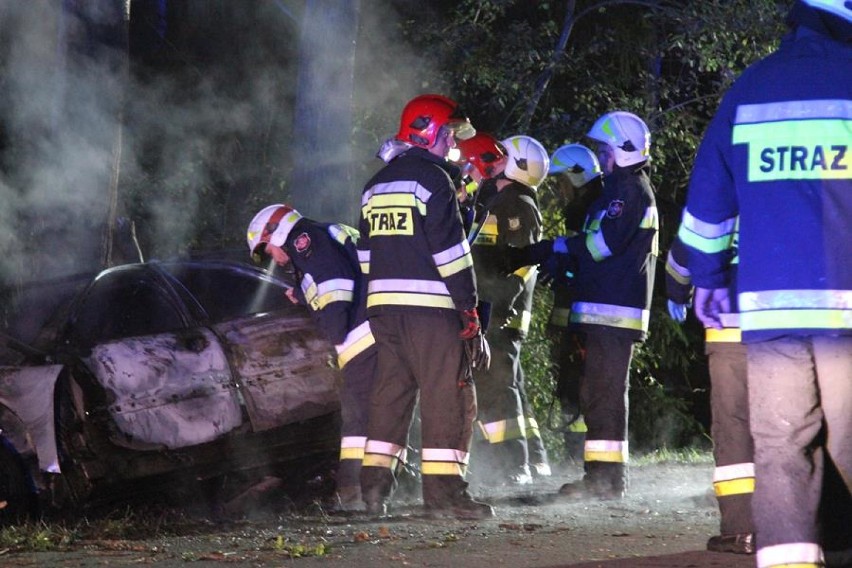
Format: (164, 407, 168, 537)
(367, 207, 413, 236)
(733, 100, 852, 182)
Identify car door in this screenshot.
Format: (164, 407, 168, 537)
(161, 262, 342, 432)
(64, 266, 244, 450)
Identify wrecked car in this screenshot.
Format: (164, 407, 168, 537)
(0, 259, 342, 523)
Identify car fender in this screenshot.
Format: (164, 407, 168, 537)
(0, 365, 64, 474)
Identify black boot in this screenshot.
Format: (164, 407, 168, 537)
(559, 462, 625, 500)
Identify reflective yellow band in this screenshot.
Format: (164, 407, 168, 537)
(421, 461, 467, 476)
(705, 327, 742, 343)
(336, 327, 376, 368)
(436, 254, 474, 278)
(362, 454, 399, 469)
(368, 292, 456, 310)
(524, 416, 541, 439)
(584, 439, 628, 464)
(568, 416, 587, 433)
(340, 447, 365, 460)
(505, 310, 532, 333)
(478, 416, 525, 443)
(714, 477, 755, 497)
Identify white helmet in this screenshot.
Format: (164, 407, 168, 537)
(548, 144, 602, 187)
(801, 0, 851, 22)
(246, 204, 303, 261)
(586, 111, 651, 168)
(500, 135, 550, 189)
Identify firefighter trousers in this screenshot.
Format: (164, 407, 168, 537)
(579, 329, 633, 490)
(705, 341, 754, 536)
(472, 326, 528, 476)
(550, 327, 587, 459)
(336, 346, 379, 491)
(360, 311, 477, 508)
(747, 336, 852, 567)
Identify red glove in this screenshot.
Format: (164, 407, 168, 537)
(458, 308, 481, 340)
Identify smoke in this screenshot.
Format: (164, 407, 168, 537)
(0, 1, 451, 286)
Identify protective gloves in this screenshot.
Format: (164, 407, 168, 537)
(667, 299, 689, 323)
(458, 308, 482, 340)
(505, 239, 554, 273)
(465, 333, 491, 372)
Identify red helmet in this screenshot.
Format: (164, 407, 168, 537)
(456, 133, 508, 180)
(397, 94, 476, 148)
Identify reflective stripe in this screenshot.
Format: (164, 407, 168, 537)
(369, 278, 451, 295)
(361, 181, 429, 216)
(587, 228, 612, 261)
(435, 248, 474, 278)
(314, 278, 355, 310)
(433, 240, 472, 267)
(665, 251, 691, 286)
(367, 278, 455, 309)
(421, 448, 470, 464)
(357, 249, 370, 275)
(473, 215, 498, 246)
(705, 313, 742, 342)
(584, 439, 628, 464)
(335, 321, 376, 368)
(524, 416, 542, 440)
(368, 292, 456, 310)
(364, 440, 405, 457)
(362, 439, 406, 470)
(756, 542, 824, 568)
(421, 448, 469, 476)
(713, 462, 755, 497)
(739, 289, 852, 332)
(505, 310, 532, 333)
(421, 462, 467, 476)
(678, 209, 737, 255)
(735, 99, 852, 123)
(362, 453, 400, 469)
(568, 416, 587, 433)
(328, 223, 359, 245)
(549, 307, 571, 327)
(339, 436, 367, 461)
(570, 301, 649, 332)
(705, 327, 742, 343)
(512, 265, 538, 283)
(478, 416, 526, 443)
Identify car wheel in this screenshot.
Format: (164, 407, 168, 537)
(0, 439, 36, 525)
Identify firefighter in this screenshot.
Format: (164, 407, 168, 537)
(680, 2, 851, 565)
(544, 144, 603, 462)
(665, 232, 755, 555)
(456, 133, 551, 484)
(246, 204, 377, 512)
(510, 111, 658, 499)
(357, 94, 493, 520)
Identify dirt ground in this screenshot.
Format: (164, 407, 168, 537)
(2, 460, 761, 567)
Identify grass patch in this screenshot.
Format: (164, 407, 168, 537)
(633, 447, 714, 466)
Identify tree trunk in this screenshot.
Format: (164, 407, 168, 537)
(290, 0, 360, 225)
(49, 0, 132, 277)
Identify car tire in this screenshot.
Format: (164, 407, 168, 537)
(0, 438, 36, 525)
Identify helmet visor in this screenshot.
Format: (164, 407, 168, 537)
(251, 243, 271, 266)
